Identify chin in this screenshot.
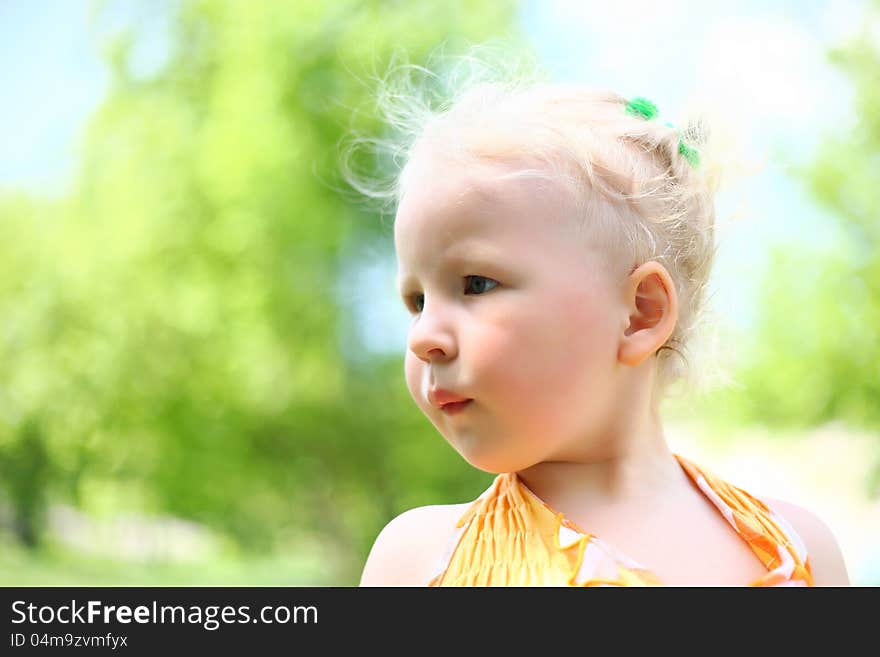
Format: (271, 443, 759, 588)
(454, 445, 534, 475)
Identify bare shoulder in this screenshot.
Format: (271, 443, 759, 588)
(760, 496, 851, 586)
(359, 502, 473, 587)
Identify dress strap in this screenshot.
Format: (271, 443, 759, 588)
(675, 453, 813, 585)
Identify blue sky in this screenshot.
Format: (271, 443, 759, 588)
(1, 0, 105, 195)
(0, 0, 169, 195)
(1, 0, 869, 365)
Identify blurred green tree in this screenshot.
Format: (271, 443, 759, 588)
(0, 0, 520, 583)
(691, 2, 880, 494)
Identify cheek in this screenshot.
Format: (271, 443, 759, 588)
(557, 292, 619, 389)
(562, 296, 619, 372)
(480, 293, 617, 423)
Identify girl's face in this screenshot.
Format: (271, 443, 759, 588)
(394, 155, 628, 473)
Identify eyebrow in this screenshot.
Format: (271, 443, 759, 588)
(396, 242, 503, 294)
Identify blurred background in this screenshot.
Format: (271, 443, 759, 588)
(1, 0, 877, 586)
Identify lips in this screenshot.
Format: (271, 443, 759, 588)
(428, 387, 472, 409)
(440, 399, 472, 415)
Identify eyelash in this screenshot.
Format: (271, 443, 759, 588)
(405, 275, 499, 314)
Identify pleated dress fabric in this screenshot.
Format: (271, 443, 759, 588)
(428, 454, 813, 587)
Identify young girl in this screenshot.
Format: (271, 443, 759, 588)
(351, 48, 850, 586)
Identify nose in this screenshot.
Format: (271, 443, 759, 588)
(407, 299, 458, 363)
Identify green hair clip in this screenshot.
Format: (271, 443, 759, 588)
(624, 97, 700, 168)
(677, 137, 701, 168)
(624, 97, 658, 121)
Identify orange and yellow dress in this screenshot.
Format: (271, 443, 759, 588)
(428, 454, 813, 587)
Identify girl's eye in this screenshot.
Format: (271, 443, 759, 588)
(406, 276, 498, 314)
(408, 294, 424, 314)
(464, 275, 498, 296)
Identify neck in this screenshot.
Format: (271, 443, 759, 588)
(515, 363, 689, 509)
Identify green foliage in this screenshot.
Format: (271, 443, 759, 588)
(681, 5, 880, 492)
(0, 0, 518, 583)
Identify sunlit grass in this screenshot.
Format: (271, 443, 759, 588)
(0, 536, 335, 586)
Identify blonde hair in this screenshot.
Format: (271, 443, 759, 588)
(341, 42, 727, 401)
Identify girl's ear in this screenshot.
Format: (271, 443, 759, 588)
(618, 261, 679, 367)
